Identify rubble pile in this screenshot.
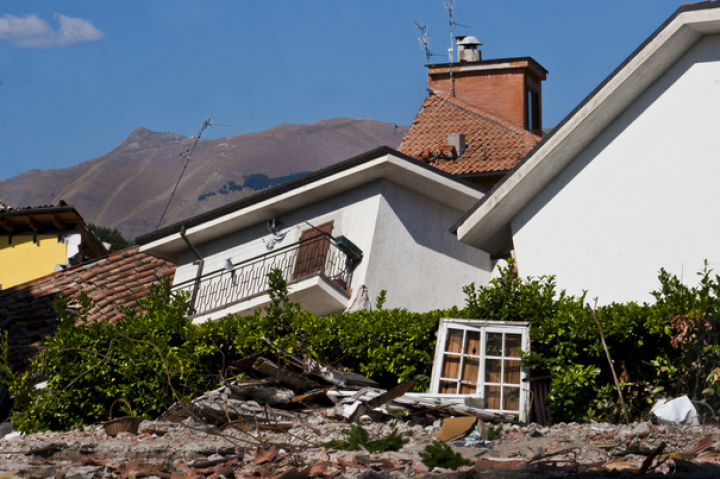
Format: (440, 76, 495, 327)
(3, 346, 720, 478)
(2, 417, 720, 478)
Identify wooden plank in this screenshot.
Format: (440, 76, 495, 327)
(291, 386, 337, 403)
(25, 216, 40, 232)
(252, 357, 319, 390)
(366, 378, 417, 409)
(0, 218, 12, 233)
(50, 214, 66, 231)
(230, 350, 275, 375)
(75, 223, 106, 258)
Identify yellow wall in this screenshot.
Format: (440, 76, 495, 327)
(0, 235, 68, 289)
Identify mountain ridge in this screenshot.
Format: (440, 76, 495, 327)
(0, 117, 405, 240)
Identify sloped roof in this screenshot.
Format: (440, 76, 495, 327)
(137, 147, 485, 262)
(0, 200, 107, 260)
(0, 245, 175, 371)
(398, 91, 541, 175)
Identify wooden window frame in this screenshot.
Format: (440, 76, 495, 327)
(429, 318, 531, 421)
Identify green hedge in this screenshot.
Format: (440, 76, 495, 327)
(7, 262, 720, 431)
(8, 272, 455, 432)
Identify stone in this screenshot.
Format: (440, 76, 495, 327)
(18, 467, 55, 479)
(64, 467, 103, 479)
(632, 422, 652, 438)
(609, 437, 639, 456)
(520, 445, 544, 461)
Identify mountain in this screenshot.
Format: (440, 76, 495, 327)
(0, 118, 406, 240)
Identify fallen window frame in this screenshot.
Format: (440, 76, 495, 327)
(429, 318, 531, 422)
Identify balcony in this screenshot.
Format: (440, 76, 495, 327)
(171, 233, 356, 322)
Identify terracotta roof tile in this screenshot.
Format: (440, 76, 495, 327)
(0, 200, 70, 215)
(0, 245, 175, 372)
(398, 90, 541, 176)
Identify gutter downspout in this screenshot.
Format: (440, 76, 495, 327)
(180, 225, 204, 314)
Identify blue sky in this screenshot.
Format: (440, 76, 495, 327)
(0, 0, 684, 179)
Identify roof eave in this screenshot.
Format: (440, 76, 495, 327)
(456, 5, 720, 255)
(139, 148, 485, 262)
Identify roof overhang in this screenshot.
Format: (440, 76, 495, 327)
(139, 147, 484, 262)
(0, 206, 82, 236)
(455, 4, 720, 255)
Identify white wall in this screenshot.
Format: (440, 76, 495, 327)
(173, 181, 385, 304)
(512, 35, 720, 304)
(173, 177, 494, 316)
(63, 232, 82, 262)
(364, 181, 493, 312)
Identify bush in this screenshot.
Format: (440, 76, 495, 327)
(11, 261, 720, 430)
(9, 271, 452, 431)
(11, 280, 214, 432)
(462, 260, 674, 422)
(87, 223, 130, 252)
(217, 269, 451, 391)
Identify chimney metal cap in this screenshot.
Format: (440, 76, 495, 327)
(456, 35, 482, 46)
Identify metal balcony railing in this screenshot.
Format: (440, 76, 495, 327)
(171, 233, 354, 318)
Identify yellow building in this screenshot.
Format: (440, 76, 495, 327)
(0, 202, 107, 289)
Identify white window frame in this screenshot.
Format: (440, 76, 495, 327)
(429, 318, 531, 422)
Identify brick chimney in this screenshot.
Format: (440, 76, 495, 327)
(427, 38, 547, 135)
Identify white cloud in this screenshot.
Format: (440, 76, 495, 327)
(0, 13, 104, 48)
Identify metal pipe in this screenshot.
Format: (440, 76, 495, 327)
(180, 225, 204, 314)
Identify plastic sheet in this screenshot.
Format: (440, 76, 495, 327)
(651, 396, 700, 426)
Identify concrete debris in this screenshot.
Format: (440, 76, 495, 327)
(3, 417, 720, 477)
(4, 347, 720, 477)
(0, 419, 719, 477)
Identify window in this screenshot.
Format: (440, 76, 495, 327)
(525, 74, 541, 135)
(526, 88, 540, 134)
(430, 319, 530, 420)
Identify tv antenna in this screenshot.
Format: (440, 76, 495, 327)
(414, 20, 440, 65)
(155, 117, 233, 230)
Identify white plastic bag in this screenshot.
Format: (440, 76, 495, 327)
(651, 396, 699, 426)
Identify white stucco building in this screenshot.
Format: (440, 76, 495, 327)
(137, 147, 493, 322)
(455, 3, 720, 304)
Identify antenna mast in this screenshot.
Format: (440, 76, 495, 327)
(155, 117, 233, 230)
(444, 1, 470, 97)
(445, 2, 455, 96)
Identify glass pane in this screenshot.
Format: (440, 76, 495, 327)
(485, 358, 501, 383)
(440, 381, 457, 394)
(442, 356, 460, 380)
(465, 331, 480, 356)
(504, 360, 521, 385)
(505, 334, 522, 358)
(460, 382, 477, 394)
(503, 387, 520, 411)
(445, 329, 463, 353)
(461, 358, 479, 383)
(485, 385, 501, 410)
(486, 333, 503, 356)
